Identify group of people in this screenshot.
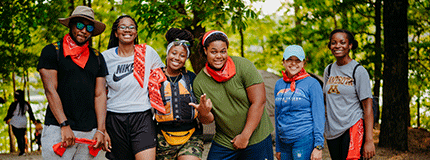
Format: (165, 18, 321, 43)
(27, 5, 376, 160)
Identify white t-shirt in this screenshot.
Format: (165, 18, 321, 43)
(102, 45, 165, 113)
(323, 60, 372, 140)
(10, 102, 29, 128)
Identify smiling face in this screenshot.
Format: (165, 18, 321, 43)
(166, 45, 187, 74)
(329, 32, 353, 59)
(283, 56, 305, 78)
(115, 17, 137, 45)
(71, 18, 93, 43)
(204, 40, 228, 70)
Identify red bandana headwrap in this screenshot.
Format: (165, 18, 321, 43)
(62, 33, 90, 69)
(282, 68, 310, 92)
(205, 56, 236, 82)
(202, 30, 228, 46)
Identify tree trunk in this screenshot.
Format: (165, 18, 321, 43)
(379, 0, 409, 151)
(188, 3, 206, 74)
(240, 28, 244, 57)
(373, 0, 382, 124)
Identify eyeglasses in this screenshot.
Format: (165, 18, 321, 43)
(173, 39, 190, 47)
(118, 25, 136, 31)
(76, 22, 94, 32)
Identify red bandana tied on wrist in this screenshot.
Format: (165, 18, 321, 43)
(62, 33, 90, 69)
(132, 44, 167, 114)
(205, 56, 236, 82)
(282, 68, 310, 92)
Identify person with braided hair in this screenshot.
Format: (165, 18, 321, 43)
(102, 15, 164, 160)
(190, 30, 273, 160)
(154, 28, 204, 160)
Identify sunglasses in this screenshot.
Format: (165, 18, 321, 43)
(173, 39, 190, 47)
(76, 22, 94, 32)
(118, 25, 136, 31)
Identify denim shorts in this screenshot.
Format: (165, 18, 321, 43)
(278, 132, 314, 160)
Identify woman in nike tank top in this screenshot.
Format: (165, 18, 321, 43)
(101, 15, 164, 160)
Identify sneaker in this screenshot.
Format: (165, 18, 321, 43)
(18, 152, 25, 156)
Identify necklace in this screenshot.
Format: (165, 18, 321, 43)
(167, 72, 182, 84)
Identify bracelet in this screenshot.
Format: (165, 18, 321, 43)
(97, 130, 105, 136)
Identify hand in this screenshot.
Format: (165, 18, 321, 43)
(92, 130, 104, 149)
(189, 93, 212, 117)
(310, 148, 322, 160)
(362, 140, 375, 159)
(231, 134, 249, 149)
(61, 126, 75, 147)
(103, 131, 112, 152)
(275, 152, 281, 160)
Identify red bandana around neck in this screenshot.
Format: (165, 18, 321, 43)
(205, 56, 236, 82)
(282, 68, 310, 92)
(62, 33, 90, 69)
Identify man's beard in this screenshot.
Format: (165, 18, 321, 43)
(70, 31, 91, 46)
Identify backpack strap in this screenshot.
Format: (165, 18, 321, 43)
(327, 63, 333, 77)
(52, 41, 61, 62)
(352, 64, 360, 86)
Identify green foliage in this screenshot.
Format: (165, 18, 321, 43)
(407, 0, 430, 129)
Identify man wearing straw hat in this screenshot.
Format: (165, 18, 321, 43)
(37, 6, 108, 159)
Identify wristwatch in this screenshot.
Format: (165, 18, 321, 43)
(315, 145, 323, 150)
(59, 120, 70, 128)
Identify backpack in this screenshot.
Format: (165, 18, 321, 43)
(327, 63, 361, 86)
(52, 41, 101, 67)
(155, 68, 198, 124)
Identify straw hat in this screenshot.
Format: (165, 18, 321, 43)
(58, 6, 106, 36)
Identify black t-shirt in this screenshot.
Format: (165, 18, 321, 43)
(37, 41, 107, 131)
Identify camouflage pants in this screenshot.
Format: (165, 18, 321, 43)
(156, 133, 204, 160)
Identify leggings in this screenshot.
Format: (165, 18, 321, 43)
(12, 126, 26, 154)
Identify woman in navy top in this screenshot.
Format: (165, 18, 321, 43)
(274, 45, 325, 160)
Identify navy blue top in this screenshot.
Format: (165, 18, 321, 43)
(274, 76, 325, 151)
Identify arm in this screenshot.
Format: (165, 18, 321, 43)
(93, 77, 107, 149)
(310, 82, 325, 160)
(4, 102, 16, 122)
(39, 68, 75, 147)
(231, 82, 266, 149)
(361, 97, 375, 159)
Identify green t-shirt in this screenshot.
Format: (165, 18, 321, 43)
(193, 56, 273, 150)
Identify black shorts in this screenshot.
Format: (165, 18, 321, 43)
(105, 110, 157, 160)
